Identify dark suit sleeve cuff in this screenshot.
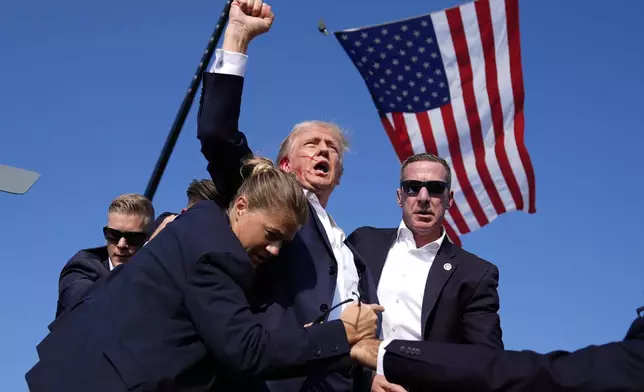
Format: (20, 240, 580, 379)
(304, 320, 351, 359)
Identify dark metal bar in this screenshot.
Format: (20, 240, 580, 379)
(144, 0, 232, 201)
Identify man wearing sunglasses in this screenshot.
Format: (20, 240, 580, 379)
(347, 153, 503, 391)
(55, 193, 154, 318)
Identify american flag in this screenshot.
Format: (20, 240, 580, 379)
(335, 0, 536, 244)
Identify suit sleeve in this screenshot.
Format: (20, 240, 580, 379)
(183, 253, 352, 380)
(197, 72, 253, 207)
(383, 331, 644, 392)
(461, 264, 503, 349)
(57, 257, 103, 318)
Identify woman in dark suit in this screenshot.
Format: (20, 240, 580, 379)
(26, 157, 383, 392)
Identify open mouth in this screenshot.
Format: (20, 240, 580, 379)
(313, 161, 330, 175)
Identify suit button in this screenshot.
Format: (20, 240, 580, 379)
(332, 346, 339, 352)
(314, 348, 321, 356)
(399, 346, 405, 353)
(320, 303, 329, 312)
(328, 265, 337, 275)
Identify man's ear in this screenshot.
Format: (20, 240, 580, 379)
(396, 188, 403, 208)
(446, 190, 454, 210)
(279, 157, 291, 172)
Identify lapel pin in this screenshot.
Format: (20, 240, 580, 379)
(443, 263, 452, 271)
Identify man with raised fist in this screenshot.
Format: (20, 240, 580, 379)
(197, 1, 379, 391)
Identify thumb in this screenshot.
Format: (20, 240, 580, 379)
(367, 304, 385, 313)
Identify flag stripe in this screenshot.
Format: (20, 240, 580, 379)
(381, 115, 413, 161)
(403, 112, 428, 155)
(474, 0, 524, 211)
(446, 196, 470, 234)
(432, 10, 490, 229)
(440, 104, 489, 227)
(489, 0, 530, 213)
(446, 7, 507, 216)
(427, 108, 478, 232)
(505, 0, 536, 213)
(416, 112, 439, 155)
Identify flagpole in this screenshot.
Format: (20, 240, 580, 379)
(144, 0, 232, 201)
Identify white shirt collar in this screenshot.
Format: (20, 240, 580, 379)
(108, 257, 115, 271)
(396, 220, 446, 252)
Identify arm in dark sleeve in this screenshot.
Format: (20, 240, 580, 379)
(383, 322, 644, 392)
(462, 264, 504, 349)
(197, 72, 253, 207)
(184, 253, 352, 380)
(56, 257, 103, 318)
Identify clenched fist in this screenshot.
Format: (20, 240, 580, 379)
(340, 303, 384, 345)
(223, 0, 274, 54)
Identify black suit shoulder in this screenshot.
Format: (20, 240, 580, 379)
(448, 242, 499, 278)
(57, 246, 109, 318)
(347, 226, 396, 245)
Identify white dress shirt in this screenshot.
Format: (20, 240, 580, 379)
(108, 257, 115, 271)
(207, 51, 361, 318)
(304, 191, 360, 319)
(376, 221, 445, 375)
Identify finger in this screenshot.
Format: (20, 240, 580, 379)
(366, 304, 385, 313)
(384, 383, 407, 392)
(240, 0, 250, 14)
(260, 3, 269, 18)
(251, 0, 263, 16)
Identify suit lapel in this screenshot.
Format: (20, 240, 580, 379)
(372, 230, 398, 287)
(421, 239, 458, 337)
(308, 202, 335, 259)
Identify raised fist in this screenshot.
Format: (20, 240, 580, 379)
(228, 0, 274, 41)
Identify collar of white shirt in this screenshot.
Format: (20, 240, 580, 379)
(303, 190, 345, 238)
(108, 257, 115, 271)
(395, 220, 446, 253)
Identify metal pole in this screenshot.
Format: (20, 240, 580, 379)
(144, 0, 232, 201)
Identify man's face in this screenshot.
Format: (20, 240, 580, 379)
(104, 212, 148, 266)
(397, 161, 453, 237)
(279, 126, 343, 196)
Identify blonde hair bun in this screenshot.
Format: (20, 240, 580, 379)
(241, 156, 275, 179)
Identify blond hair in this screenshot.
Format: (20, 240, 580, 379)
(230, 156, 308, 225)
(108, 193, 155, 225)
(276, 121, 349, 177)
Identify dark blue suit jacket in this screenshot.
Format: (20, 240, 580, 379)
(197, 71, 379, 392)
(347, 227, 503, 349)
(383, 314, 644, 391)
(56, 246, 109, 318)
(26, 201, 352, 392)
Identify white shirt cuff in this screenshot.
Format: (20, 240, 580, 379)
(376, 339, 392, 376)
(208, 49, 248, 77)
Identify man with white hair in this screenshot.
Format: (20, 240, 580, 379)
(196, 1, 378, 391)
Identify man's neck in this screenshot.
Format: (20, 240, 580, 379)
(303, 187, 331, 209)
(412, 229, 442, 248)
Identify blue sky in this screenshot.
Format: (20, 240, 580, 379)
(2, 0, 643, 389)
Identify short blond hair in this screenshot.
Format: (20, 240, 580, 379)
(108, 193, 155, 225)
(230, 156, 308, 225)
(276, 121, 349, 176)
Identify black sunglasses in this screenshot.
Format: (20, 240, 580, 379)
(313, 292, 361, 324)
(103, 226, 147, 247)
(400, 180, 449, 196)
